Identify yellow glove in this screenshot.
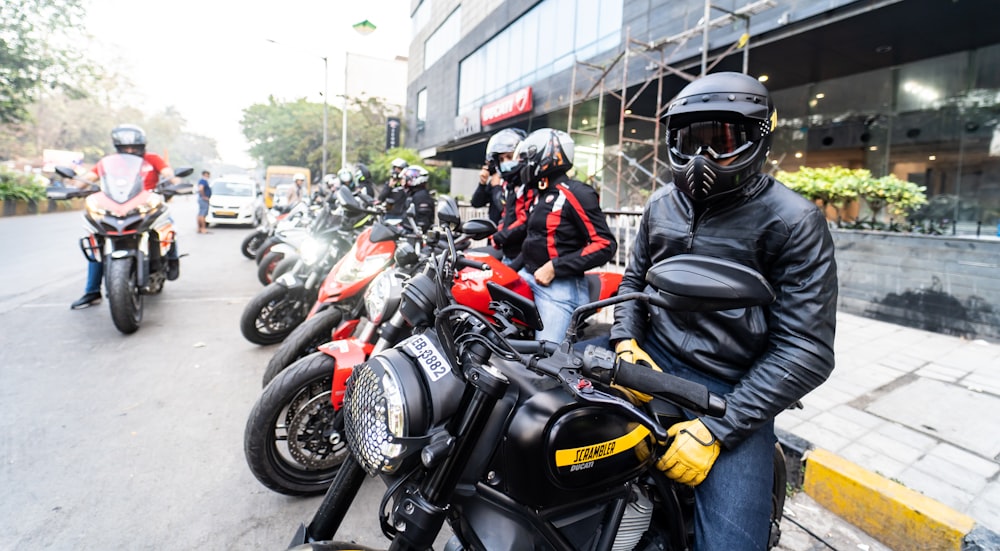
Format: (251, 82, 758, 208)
(656, 419, 721, 486)
(613, 339, 662, 404)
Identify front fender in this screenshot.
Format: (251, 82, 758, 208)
(317, 338, 371, 409)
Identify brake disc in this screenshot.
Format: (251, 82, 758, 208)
(285, 390, 345, 470)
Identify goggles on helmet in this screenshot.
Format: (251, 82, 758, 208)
(670, 120, 756, 162)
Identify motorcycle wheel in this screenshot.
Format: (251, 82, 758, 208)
(244, 352, 347, 495)
(262, 307, 344, 387)
(272, 254, 299, 282)
(255, 236, 282, 264)
(241, 230, 267, 259)
(257, 251, 285, 286)
(106, 257, 142, 334)
(240, 282, 309, 345)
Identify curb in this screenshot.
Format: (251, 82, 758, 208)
(777, 429, 1000, 551)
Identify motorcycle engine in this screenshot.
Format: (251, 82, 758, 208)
(612, 485, 654, 551)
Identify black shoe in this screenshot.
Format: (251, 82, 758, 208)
(71, 292, 102, 309)
(167, 259, 180, 281)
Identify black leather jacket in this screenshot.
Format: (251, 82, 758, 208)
(610, 174, 838, 447)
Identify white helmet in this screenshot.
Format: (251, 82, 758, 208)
(293, 173, 305, 183)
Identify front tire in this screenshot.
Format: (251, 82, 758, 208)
(106, 257, 142, 334)
(240, 282, 309, 345)
(272, 255, 299, 282)
(257, 251, 284, 286)
(241, 230, 267, 259)
(262, 307, 344, 387)
(244, 352, 348, 495)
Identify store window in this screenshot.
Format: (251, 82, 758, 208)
(425, 7, 461, 71)
(416, 88, 428, 133)
(457, 0, 623, 114)
(769, 47, 1000, 235)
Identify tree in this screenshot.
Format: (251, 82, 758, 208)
(240, 95, 404, 180)
(0, 0, 90, 125)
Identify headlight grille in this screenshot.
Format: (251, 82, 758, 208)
(343, 360, 392, 476)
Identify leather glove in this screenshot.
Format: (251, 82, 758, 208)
(656, 419, 720, 486)
(613, 339, 662, 404)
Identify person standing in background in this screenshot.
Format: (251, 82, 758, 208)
(197, 170, 211, 234)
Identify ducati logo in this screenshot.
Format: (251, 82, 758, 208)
(545, 194, 555, 203)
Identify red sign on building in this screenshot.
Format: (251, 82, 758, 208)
(480, 87, 533, 127)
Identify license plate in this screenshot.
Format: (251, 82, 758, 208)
(214, 210, 236, 216)
(403, 334, 450, 382)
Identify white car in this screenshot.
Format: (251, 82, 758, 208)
(206, 176, 265, 227)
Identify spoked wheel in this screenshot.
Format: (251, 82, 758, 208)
(106, 257, 142, 334)
(239, 283, 309, 345)
(244, 352, 348, 495)
(262, 307, 344, 387)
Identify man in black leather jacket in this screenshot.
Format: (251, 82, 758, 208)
(610, 72, 838, 550)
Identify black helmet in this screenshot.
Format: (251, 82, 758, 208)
(514, 128, 574, 188)
(111, 124, 146, 156)
(665, 72, 776, 203)
(354, 163, 371, 184)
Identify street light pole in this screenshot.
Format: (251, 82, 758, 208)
(322, 55, 328, 180)
(341, 51, 348, 170)
(341, 20, 377, 170)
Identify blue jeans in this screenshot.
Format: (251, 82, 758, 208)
(646, 341, 775, 551)
(85, 261, 102, 294)
(519, 269, 588, 343)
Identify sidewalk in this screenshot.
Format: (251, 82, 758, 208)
(777, 311, 1000, 550)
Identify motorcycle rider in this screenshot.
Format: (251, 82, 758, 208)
(283, 173, 307, 210)
(610, 72, 838, 550)
(70, 124, 181, 309)
(352, 163, 377, 199)
(486, 128, 533, 264)
(514, 128, 617, 342)
(401, 165, 435, 232)
(378, 157, 409, 215)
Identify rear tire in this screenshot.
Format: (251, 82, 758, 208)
(257, 251, 284, 286)
(106, 257, 142, 334)
(244, 352, 347, 495)
(241, 231, 267, 259)
(262, 307, 344, 387)
(239, 282, 309, 345)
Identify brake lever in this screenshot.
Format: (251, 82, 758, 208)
(556, 368, 669, 442)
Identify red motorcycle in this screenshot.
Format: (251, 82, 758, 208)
(244, 207, 622, 495)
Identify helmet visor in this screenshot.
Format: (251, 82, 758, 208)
(670, 121, 755, 161)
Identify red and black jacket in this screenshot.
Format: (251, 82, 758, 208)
(491, 182, 535, 260)
(520, 173, 617, 276)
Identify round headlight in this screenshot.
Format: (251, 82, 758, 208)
(364, 271, 393, 324)
(299, 237, 325, 265)
(342, 333, 465, 476)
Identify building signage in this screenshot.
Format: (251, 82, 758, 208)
(480, 87, 533, 127)
(454, 109, 482, 139)
(385, 117, 401, 151)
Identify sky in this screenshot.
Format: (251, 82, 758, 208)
(84, 0, 412, 167)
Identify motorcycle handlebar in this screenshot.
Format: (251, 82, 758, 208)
(454, 256, 490, 271)
(611, 358, 726, 417)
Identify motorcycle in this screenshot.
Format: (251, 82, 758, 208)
(287, 229, 787, 549)
(257, 200, 431, 387)
(245, 210, 624, 496)
(240, 187, 375, 345)
(53, 157, 193, 334)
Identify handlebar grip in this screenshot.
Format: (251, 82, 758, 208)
(614, 360, 727, 418)
(455, 256, 490, 271)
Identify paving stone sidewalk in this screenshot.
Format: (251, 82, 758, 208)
(777, 311, 1000, 536)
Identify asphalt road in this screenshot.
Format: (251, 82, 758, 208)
(0, 196, 888, 551)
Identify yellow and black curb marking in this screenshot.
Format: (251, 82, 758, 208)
(777, 430, 1000, 551)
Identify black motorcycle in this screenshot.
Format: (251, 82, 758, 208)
(288, 220, 788, 550)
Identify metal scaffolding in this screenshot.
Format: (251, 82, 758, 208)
(567, 0, 776, 209)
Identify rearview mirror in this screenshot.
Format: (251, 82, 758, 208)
(646, 255, 775, 312)
(460, 218, 497, 241)
(174, 167, 194, 178)
(55, 166, 76, 179)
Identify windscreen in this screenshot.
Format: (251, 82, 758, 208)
(97, 154, 146, 203)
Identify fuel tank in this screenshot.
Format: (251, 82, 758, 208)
(496, 385, 653, 508)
